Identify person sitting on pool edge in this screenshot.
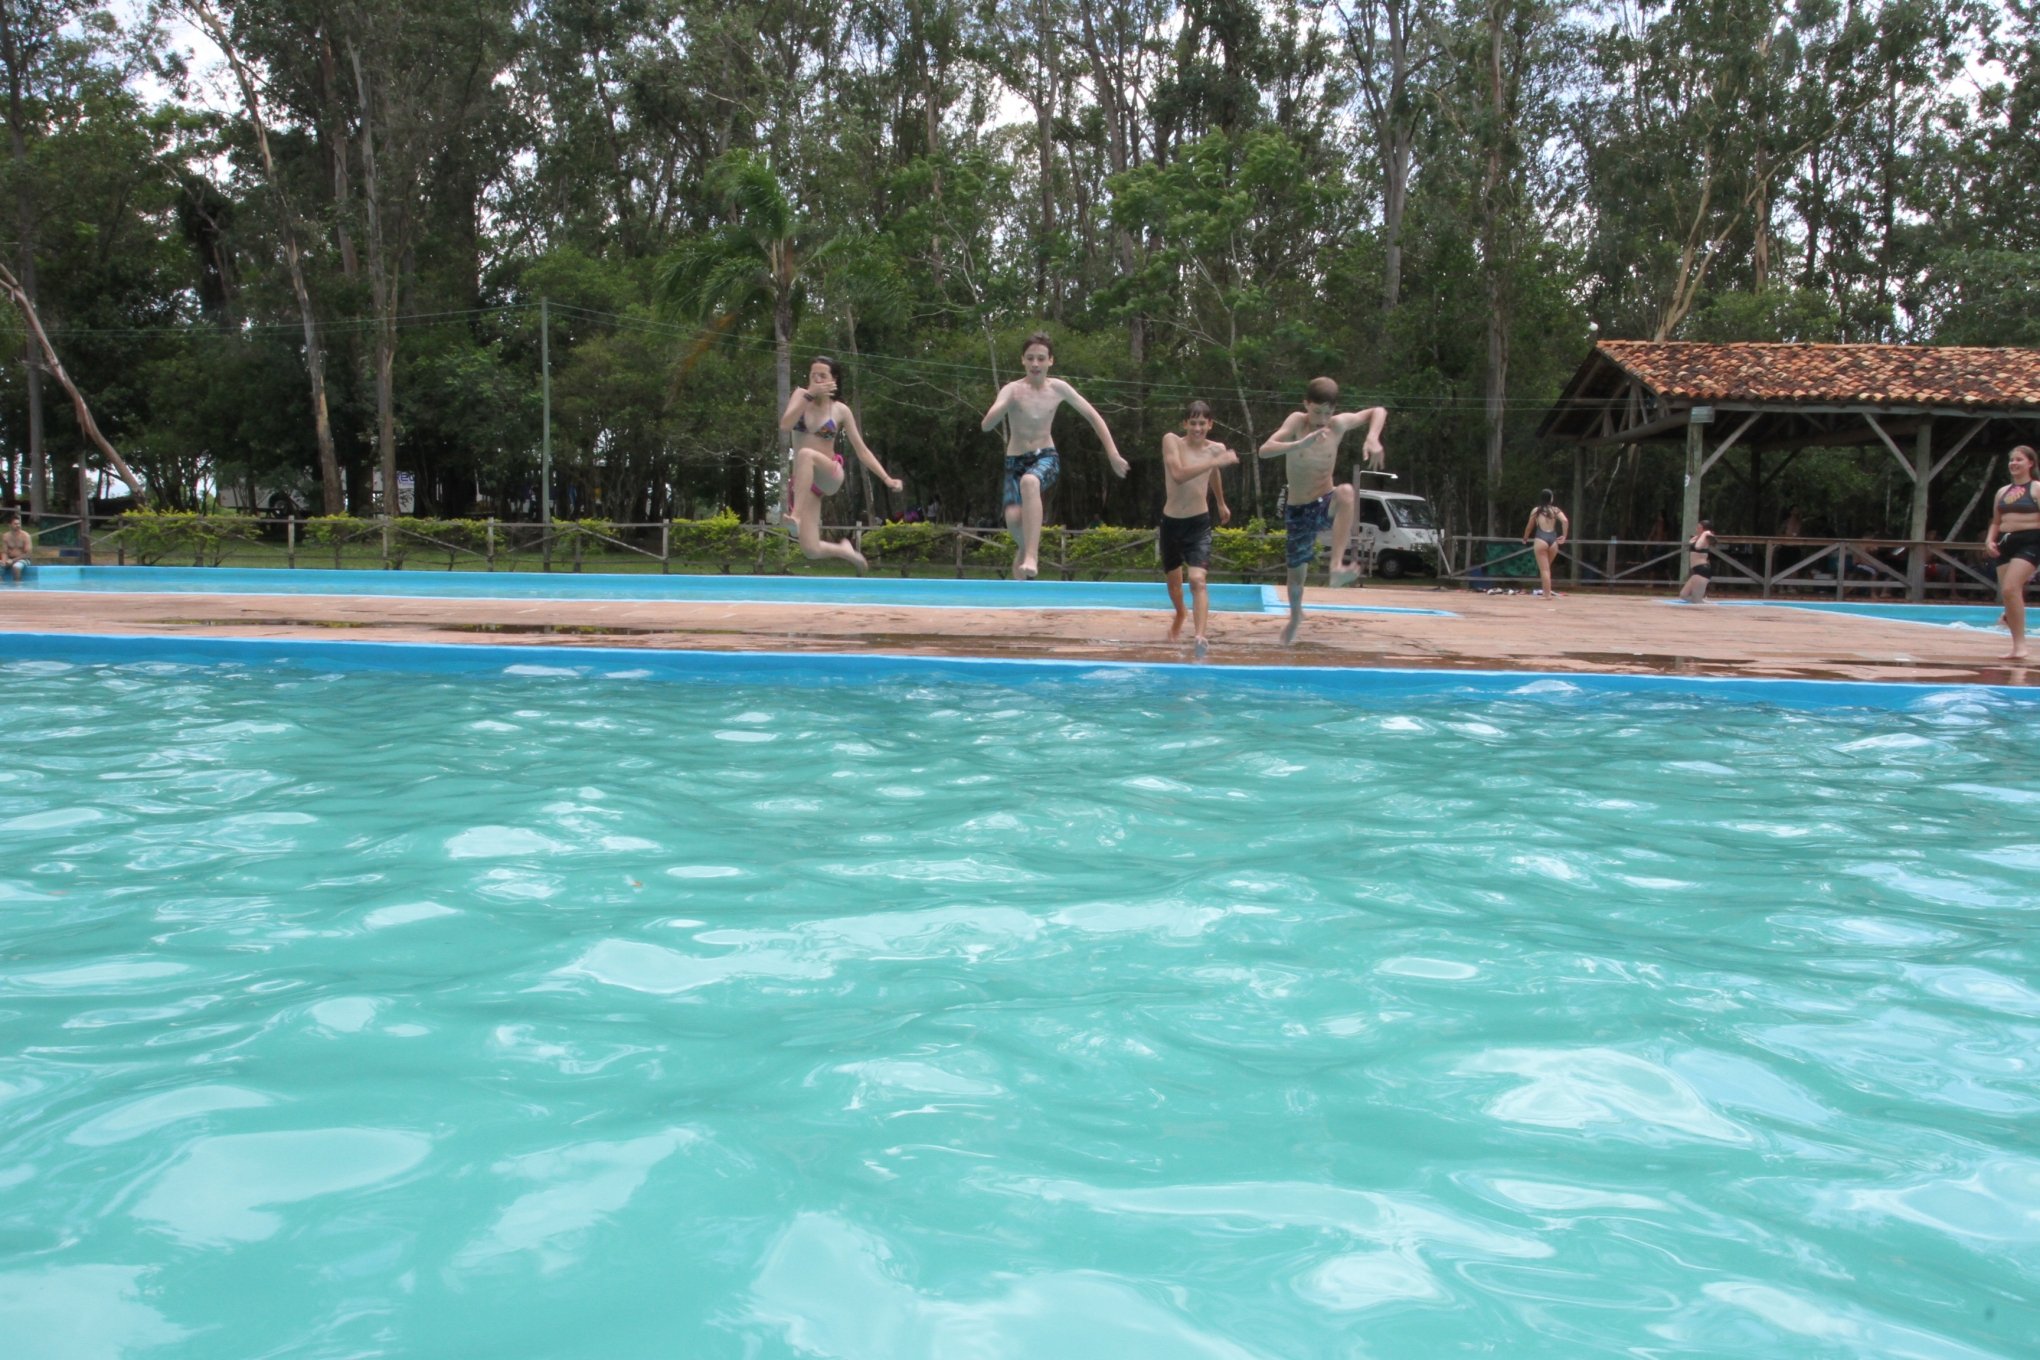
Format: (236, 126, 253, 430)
(1257, 377, 1387, 644)
(1159, 400, 1236, 657)
(979, 330, 1129, 580)
(2, 514, 31, 581)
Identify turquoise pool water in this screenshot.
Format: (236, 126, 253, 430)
(5, 566, 1454, 617)
(2, 647, 2035, 1358)
(1728, 600, 2005, 630)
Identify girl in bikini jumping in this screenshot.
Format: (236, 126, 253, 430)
(777, 356, 903, 573)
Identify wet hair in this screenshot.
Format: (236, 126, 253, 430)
(1305, 376, 1339, 404)
(1185, 400, 1213, 422)
(1696, 518, 1713, 532)
(1538, 488, 1555, 508)
(1021, 331, 1054, 359)
(809, 355, 845, 397)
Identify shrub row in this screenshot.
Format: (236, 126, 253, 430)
(110, 510, 1296, 576)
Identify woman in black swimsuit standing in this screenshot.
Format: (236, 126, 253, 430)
(1679, 518, 1716, 603)
(776, 356, 903, 573)
(1520, 489, 1569, 599)
(1985, 444, 2040, 661)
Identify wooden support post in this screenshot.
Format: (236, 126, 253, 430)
(660, 521, 670, 574)
(1907, 418, 1932, 603)
(1681, 414, 1706, 578)
(1570, 446, 1583, 588)
(486, 518, 496, 571)
(287, 517, 297, 568)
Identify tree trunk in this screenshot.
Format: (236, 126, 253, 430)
(2, 23, 46, 516)
(191, 1, 343, 514)
(1479, 0, 1511, 538)
(347, 39, 401, 519)
(773, 282, 793, 520)
(1032, 0, 1058, 311)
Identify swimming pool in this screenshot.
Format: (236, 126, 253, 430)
(1726, 600, 2005, 630)
(5, 565, 1455, 617)
(3, 639, 2032, 1358)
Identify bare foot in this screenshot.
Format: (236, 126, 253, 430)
(1016, 558, 1038, 581)
(2003, 649, 2029, 662)
(1168, 610, 1186, 641)
(1193, 636, 1209, 659)
(1281, 616, 1301, 645)
(1329, 564, 1361, 589)
(848, 547, 868, 576)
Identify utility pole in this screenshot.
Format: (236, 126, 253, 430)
(540, 296, 552, 528)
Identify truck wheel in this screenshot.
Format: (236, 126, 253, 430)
(1376, 553, 1407, 580)
(267, 494, 298, 521)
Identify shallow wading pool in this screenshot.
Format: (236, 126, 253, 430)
(0, 636, 2033, 1358)
(4, 565, 1454, 617)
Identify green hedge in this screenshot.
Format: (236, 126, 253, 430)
(113, 510, 260, 566)
(106, 513, 1300, 578)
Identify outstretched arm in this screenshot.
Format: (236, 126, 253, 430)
(1055, 380, 1129, 477)
(842, 409, 903, 491)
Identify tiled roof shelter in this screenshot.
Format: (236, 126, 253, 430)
(1541, 341, 2040, 599)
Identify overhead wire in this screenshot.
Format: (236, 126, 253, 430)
(19, 297, 1606, 414)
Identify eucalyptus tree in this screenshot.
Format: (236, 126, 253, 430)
(1341, 0, 1446, 312)
(331, 0, 518, 517)
(0, 0, 94, 512)
(1577, 0, 1886, 341)
(658, 148, 840, 518)
(184, 0, 344, 512)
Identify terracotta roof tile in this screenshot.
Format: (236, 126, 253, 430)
(1596, 341, 2040, 408)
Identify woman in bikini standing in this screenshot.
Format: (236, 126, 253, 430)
(1985, 444, 2040, 661)
(777, 356, 903, 573)
(1679, 518, 1717, 603)
(1520, 489, 1569, 599)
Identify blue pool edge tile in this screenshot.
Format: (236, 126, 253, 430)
(3, 630, 2034, 709)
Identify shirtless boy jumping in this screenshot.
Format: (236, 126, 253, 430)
(1160, 400, 1235, 656)
(980, 331, 1129, 579)
(1258, 377, 1387, 644)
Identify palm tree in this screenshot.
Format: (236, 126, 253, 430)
(658, 151, 837, 519)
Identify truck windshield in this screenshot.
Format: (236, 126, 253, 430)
(1388, 500, 1436, 529)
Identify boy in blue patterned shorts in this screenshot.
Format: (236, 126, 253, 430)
(980, 331, 1129, 579)
(1258, 377, 1388, 644)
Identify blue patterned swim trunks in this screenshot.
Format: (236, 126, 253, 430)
(1002, 447, 1061, 509)
(1283, 492, 1335, 569)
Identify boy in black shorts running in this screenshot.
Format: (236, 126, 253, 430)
(1160, 401, 1237, 655)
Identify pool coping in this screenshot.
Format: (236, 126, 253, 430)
(8, 630, 2036, 709)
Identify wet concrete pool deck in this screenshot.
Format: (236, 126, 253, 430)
(1, 576, 2031, 688)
